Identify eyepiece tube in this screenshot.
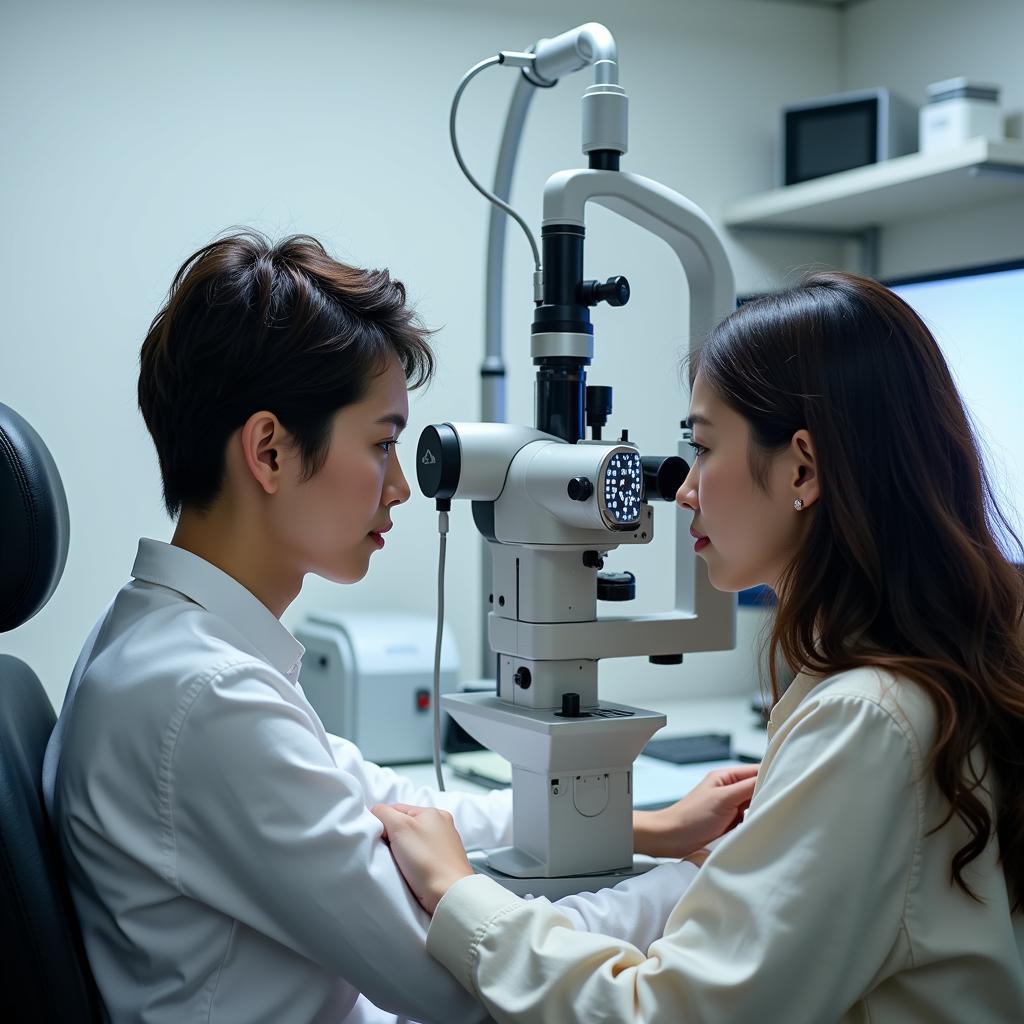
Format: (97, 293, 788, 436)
(417, 423, 551, 502)
(641, 455, 689, 501)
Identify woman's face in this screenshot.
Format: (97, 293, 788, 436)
(269, 356, 411, 584)
(676, 371, 812, 593)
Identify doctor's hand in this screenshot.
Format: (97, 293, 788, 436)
(372, 803, 475, 915)
(633, 763, 759, 860)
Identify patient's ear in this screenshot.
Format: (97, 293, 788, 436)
(790, 429, 819, 509)
(239, 411, 285, 496)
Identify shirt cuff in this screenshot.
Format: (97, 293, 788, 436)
(426, 874, 524, 992)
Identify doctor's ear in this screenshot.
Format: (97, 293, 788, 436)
(790, 429, 819, 510)
(239, 411, 290, 496)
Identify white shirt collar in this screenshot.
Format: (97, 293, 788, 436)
(766, 670, 827, 742)
(131, 538, 305, 680)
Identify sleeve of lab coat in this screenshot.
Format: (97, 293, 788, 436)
(165, 663, 490, 1024)
(426, 694, 921, 1024)
(325, 732, 515, 849)
(549, 860, 700, 954)
(325, 734, 699, 950)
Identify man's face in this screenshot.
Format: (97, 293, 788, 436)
(269, 356, 411, 584)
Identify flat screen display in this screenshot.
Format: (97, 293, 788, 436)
(889, 261, 1024, 561)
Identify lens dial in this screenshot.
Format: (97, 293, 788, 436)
(599, 449, 643, 529)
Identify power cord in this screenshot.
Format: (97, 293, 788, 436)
(432, 500, 451, 791)
(449, 52, 542, 274)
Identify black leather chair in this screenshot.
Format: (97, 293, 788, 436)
(0, 403, 101, 1021)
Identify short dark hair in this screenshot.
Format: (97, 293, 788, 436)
(138, 230, 434, 518)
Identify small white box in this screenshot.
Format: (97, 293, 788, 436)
(295, 610, 460, 764)
(920, 77, 1004, 153)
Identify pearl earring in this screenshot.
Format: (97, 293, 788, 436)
(793, 498, 805, 511)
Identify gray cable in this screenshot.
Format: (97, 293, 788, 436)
(432, 509, 450, 792)
(450, 55, 542, 272)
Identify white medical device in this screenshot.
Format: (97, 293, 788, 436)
(421, 23, 737, 899)
(295, 611, 459, 764)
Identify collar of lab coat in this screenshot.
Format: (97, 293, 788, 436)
(766, 670, 828, 742)
(131, 538, 305, 681)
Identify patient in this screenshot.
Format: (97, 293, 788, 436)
(376, 271, 1024, 1022)
(42, 231, 756, 1024)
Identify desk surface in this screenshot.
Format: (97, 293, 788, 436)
(397, 695, 768, 804)
(651, 695, 768, 760)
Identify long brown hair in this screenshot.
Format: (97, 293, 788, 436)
(694, 271, 1024, 907)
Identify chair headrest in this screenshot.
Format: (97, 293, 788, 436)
(0, 404, 70, 633)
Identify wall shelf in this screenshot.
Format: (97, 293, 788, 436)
(723, 138, 1024, 234)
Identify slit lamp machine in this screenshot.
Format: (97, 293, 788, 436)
(418, 23, 737, 899)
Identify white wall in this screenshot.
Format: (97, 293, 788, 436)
(841, 0, 1024, 278)
(2, 0, 847, 710)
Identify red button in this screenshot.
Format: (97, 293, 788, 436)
(415, 689, 430, 712)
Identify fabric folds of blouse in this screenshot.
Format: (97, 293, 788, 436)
(427, 667, 1024, 1023)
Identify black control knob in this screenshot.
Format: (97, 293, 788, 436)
(585, 385, 613, 440)
(561, 692, 582, 717)
(579, 276, 630, 308)
(582, 550, 605, 569)
(567, 476, 594, 501)
(514, 666, 532, 689)
(597, 570, 636, 601)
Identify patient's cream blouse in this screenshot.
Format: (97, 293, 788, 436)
(427, 667, 1024, 1023)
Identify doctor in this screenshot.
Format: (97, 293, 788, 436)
(375, 272, 1024, 1022)
(43, 230, 757, 1024)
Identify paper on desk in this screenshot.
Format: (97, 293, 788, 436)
(446, 750, 745, 809)
(446, 750, 512, 788)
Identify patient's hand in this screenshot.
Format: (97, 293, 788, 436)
(372, 803, 474, 914)
(633, 763, 759, 859)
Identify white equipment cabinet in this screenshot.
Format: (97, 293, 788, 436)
(295, 611, 459, 764)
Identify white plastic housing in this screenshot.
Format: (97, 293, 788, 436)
(582, 83, 628, 155)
